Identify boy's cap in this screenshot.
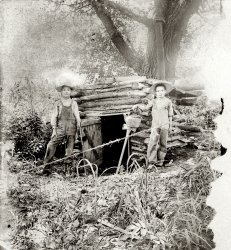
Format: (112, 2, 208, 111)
(149, 80, 174, 94)
(55, 81, 75, 92)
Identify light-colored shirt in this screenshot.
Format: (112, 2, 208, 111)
(149, 97, 173, 129)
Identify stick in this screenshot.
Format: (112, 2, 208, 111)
(97, 219, 128, 234)
(79, 123, 86, 175)
(116, 129, 131, 174)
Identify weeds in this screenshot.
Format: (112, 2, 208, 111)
(7, 156, 218, 249)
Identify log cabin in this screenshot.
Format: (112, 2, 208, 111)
(71, 76, 205, 169)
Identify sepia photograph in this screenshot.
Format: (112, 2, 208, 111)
(0, 0, 231, 249)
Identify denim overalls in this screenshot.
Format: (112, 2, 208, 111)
(44, 100, 77, 164)
(147, 97, 173, 165)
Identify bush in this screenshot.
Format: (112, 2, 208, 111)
(176, 97, 220, 129)
(8, 111, 52, 160)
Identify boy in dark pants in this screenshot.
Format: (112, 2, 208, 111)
(133, 81, 173, 168)
(43, 81, 81, 166)
(147, 82, 173, 168)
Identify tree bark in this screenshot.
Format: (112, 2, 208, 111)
(164, 0, 203, 79)
(89, 0, 203, 79)
(143, 25, 157, 78)
(91, 0, 141, 72)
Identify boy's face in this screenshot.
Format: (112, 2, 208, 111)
(155, 86, 166, 98)
(61, 86, 71, 98)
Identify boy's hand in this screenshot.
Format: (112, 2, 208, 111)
(132, 105, 140, 113)
(142, 98, 149, 105)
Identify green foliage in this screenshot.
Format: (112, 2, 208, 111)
(8, 111, 52, 160)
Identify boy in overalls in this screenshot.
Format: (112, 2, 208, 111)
(43, 81, 81, 166)
(147, 82, 173, 168)
(133, 81, 173, 168)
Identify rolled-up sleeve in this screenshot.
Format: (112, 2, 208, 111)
(73, 101, 81, 127)
(168, 101, 174, 117)
(50, 102, 58, 128)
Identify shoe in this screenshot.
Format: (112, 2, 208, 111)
(42, 166, 52, 176)
(147, 164, 158, 171)
(155, 163, 163, 168)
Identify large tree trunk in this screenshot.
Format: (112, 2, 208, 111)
(142, 26, 157, 78)
(91, 0, 203, 80)
(144, 22, 166, 79)
(164, 0, 203, 79)
(144, 0, 202, 79)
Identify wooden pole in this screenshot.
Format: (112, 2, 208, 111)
(116, 128, 131, 174)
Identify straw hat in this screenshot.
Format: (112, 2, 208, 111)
(55, 80, 75, 92)
(149, 80, 174, 94)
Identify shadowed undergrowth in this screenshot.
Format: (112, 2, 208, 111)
(7, 148, 220, 249)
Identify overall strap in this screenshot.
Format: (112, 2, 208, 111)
(56, 100, 62, 117)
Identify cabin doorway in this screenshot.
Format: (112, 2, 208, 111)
(100, 114, 128, 173)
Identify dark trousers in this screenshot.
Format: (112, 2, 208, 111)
(147, 128, 168, 165)
(44, 134, 75, 164)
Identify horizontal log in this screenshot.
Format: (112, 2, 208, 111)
(82, 86, 140, 95)
(75, 83, 145, 96)
(78, 106, 84, 112)
(71, 91, 82, 97)
(81, 118, 101, 126)
(130, 136, 145, 143)
(84, 109, 130, 116)
(130, 139, 144, 145)
(168, 135, 185, 142)
(131, 131, 150, 139)
(74, 82, 144, 92)
(144, 137, 188, 148)
(74, 83, 113, 90)
(176, 97, 197, 106)
(177, 125, 202, 132)
(131, 144, 147, 150)
(79, 91, 147, 102)
(172, 115, 187, 122)
(130, 150, 146, 157)
(114, 76, 146, 83)
(83, 105, 134, 111)
(167, 140, 187, 148)
(185, 90, 205, 96)
(138, 123, 150, 129)
(79, 97, 142, 108)
(80, 111, 86, 118)
(131, 146, 146, 152)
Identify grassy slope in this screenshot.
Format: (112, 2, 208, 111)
(7, 131, 221, 250)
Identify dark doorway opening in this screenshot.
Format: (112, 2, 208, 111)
(100, 115, 128, 173)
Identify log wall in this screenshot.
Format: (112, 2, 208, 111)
(72, 76, 203, 160)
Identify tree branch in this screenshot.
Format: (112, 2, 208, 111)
(90, 0, 141, 72)
(105, 0, 153, 27)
